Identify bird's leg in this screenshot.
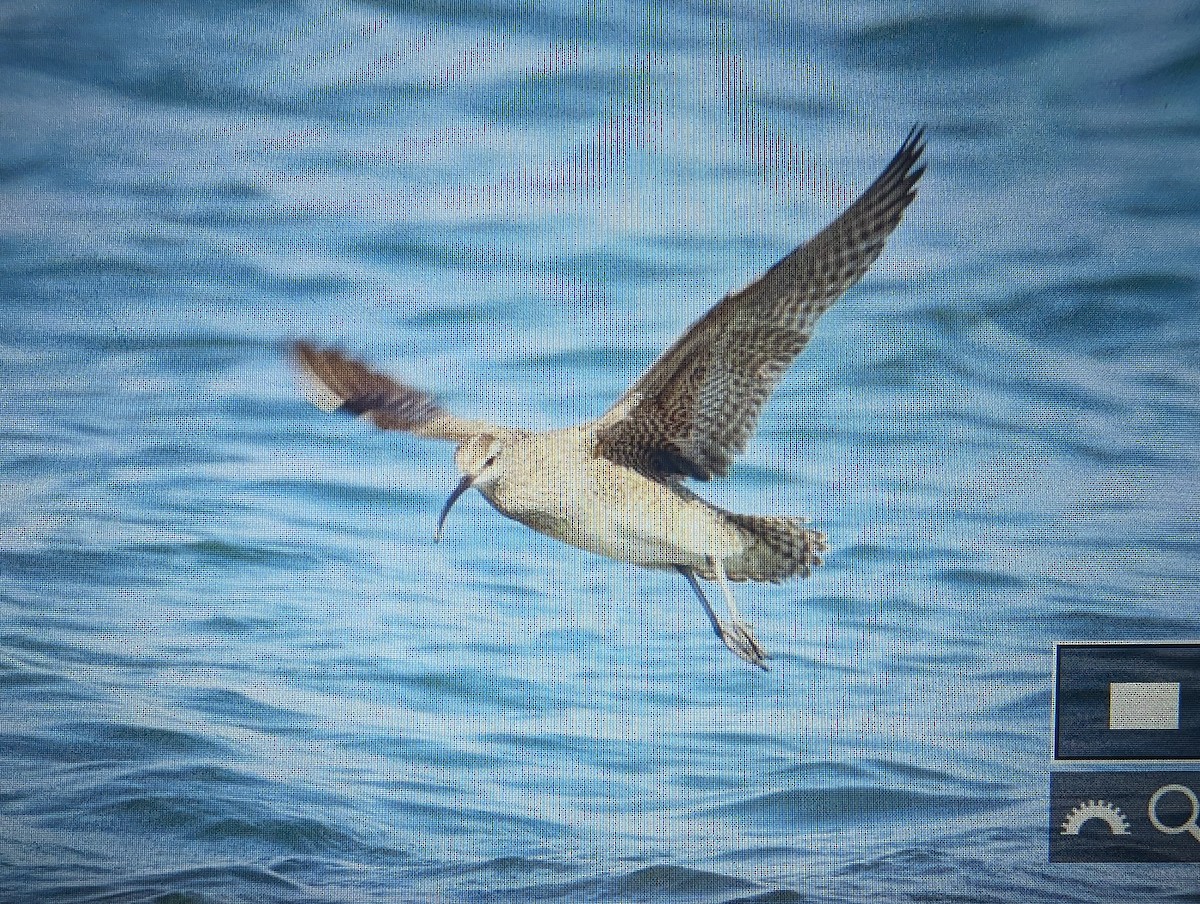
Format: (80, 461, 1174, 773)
(675, 564, 769, 671)
(675, 565, 722, 635)
(708, 556, 770, 668)
(709, 555, 745, 622)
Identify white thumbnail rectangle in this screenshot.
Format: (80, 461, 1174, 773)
(1108, 681, 1181, 731)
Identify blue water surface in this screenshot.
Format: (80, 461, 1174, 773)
(2, 1, 1199, 901)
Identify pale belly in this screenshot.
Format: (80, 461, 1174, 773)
(485, 449, 746, 570)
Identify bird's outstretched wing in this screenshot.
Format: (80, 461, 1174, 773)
(592, 127, 926, 482)
(292, 342, 508, 443)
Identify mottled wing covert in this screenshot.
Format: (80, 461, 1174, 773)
(593, 127, 926, 482)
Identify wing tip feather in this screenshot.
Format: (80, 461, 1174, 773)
(878, 125, 927, 195)
(292, 341, 350, 413)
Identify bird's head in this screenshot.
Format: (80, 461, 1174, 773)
(435, 433, 507, 542)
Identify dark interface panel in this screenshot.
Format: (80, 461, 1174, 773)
(1051, 643, 1200, 862)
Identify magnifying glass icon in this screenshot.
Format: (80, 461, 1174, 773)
(1148, 784, 1200, 842)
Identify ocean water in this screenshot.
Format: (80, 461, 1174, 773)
(2, 0, 1199, 901)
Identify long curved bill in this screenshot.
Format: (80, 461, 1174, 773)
(434, 474, 474, 543)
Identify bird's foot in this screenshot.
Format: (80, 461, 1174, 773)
(718, 619, 770, 671)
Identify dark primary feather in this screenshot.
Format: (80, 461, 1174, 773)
(593, 127, 926, 482)
(292, 342, 503, 442)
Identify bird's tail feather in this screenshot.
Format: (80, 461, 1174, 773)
(705, 514, 827, 583)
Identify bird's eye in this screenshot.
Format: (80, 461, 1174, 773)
(484, 454, 496, 468)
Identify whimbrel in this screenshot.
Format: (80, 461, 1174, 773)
(293, 128, 925, 670)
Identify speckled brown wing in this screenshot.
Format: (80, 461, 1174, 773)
(593, 128, 926, 482)
(292, 342, 509, 442)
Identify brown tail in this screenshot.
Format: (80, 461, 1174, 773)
(703, 514, 828, 583)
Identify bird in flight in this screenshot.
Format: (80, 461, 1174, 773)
(294, 128, 925, 670)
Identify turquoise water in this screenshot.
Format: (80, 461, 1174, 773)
(2, 1, 1199, 901)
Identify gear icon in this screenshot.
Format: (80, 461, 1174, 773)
(1060, 799, 1132, 836)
